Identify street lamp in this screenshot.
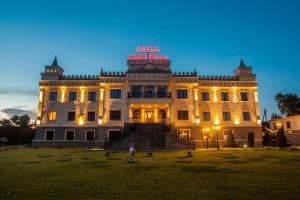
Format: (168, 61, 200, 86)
(212, 125, 220, 150)
(202, 128, 210, 149)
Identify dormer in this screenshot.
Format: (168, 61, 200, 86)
(41, 57, 64, 80)
(234, 58, 256, 81)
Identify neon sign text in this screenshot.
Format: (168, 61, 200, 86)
(128, 46, 168, 61)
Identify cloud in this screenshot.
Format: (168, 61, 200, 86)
(0, 86, 38, 96)
(0, 111, 9, 120)
(1, 108, 37, 120)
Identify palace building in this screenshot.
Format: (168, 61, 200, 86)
(33, 47, 262, 149)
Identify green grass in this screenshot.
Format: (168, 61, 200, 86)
(0, 148, 300, 200)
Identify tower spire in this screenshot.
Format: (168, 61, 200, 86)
(52, 56, 58, 66)
(239, 58, 246, 68)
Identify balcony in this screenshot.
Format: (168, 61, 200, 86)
(127, 92, 172, 104)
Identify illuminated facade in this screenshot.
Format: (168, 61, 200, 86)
(33, 47, 262, 149)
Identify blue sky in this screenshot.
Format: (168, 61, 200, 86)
(0, 0, 299, 119)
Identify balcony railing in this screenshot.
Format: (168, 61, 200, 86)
(128, 92, 171, 98)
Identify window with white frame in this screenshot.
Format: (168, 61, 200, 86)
(45, 130, 54, 140)
(65, 130, 75, 140)
(86, 130, 95, 141)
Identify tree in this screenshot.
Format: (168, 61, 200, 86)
(19, 115, 30, 128)
(275, 93, 300, 116)
(271, 112, 281, 120)
(0, 119, 14, 127)
(227, 129, 238, 147)
(10, 115, 20, 126)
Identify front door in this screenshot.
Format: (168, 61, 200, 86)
(145, 111, 154, 123)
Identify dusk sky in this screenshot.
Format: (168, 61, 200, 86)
(0, 0, 299, 120)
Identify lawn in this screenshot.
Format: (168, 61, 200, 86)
(0, 148, 300, 200)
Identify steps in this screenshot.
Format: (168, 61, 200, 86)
(108, 123, 194, 150)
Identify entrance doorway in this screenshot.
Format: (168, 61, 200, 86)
(145, 111, 154, 123)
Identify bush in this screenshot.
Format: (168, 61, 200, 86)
(262, 132, 271, 146)
(227, 129, 238, 147)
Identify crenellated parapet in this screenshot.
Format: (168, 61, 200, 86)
(62, 75, 100, 80)
(199, 75, 238, 81)
(100, 71, 126, 77)
(172, 71, 197, 77)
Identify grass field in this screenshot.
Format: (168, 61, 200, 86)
(0, 148, 300, 200)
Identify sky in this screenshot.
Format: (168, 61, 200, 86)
(0, 0, 299, 120)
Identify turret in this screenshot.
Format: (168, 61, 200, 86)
(41, 57, 64, 80)
(234, 58, 256, 81)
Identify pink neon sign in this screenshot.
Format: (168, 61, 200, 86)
(128, 46, 168, 61)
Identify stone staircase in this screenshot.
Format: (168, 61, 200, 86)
(108, 123, 195, 150)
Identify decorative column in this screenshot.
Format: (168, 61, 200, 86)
(193, 87, 200, 124)
(154, 107, 158, 123)
(98, 87, 105, 125)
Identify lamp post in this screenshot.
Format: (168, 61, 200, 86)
(203, 128, 210, 149)
(213, 125, 220, 150)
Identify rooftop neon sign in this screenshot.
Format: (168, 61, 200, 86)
(128, 46, 168, 61)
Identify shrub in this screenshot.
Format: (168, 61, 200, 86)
(247, 132, 255, 147)
(227, 129, 238, 147)
(276, 128, 287, 148)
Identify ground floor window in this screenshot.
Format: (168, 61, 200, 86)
(65, 130, 75, 140)
(45, 130, 54, 140)
(86, 130, 95, 141)
(177, 110, 188, 120)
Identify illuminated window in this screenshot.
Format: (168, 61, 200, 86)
(240, 92, 248, 101)
(110, 89, 122, 99)
(88, 91, 97, 101)
(86, 130, 95, 141)
(48, 112, 56, 121)
(222, 112, 231, 121)
(177, 90, 188, 99)
(201, 92, 210, 101)
(49, 91, 58, 101)
(221, 92, 229, 101)
(110, 110, 121, 120)
(177, 110, 188, 120)
(68, 111, 76, 121)
(203, 112, 211, 121)
(45, 130, 54, 140)
(242, 112, 251, 121)
(65, 130, 75, 140)
(69, 92, 77, 101)
(87, 112, 96, 121)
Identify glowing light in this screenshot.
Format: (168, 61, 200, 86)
(276, 123, 282, 127)
(48, 112, 56, 121)
(79, 116, 84, 125)
(243, 144, 248, 148)
(98, 117, 103, 125)
(194, 88, 198, 100)
(80, 88, 85, 103)
(100, 88, 104, 101)
(214, 119, 220, 125)
(39, 91, 43, 102)
(213, 87, 217, 102)
(257, 119, 261, 125)
(61, 87, 66, 102)
(235, 119, 240, 125)
(254, 91, 258, 103)
(36, 119, 41, 125)
(195, 117, 200, 124)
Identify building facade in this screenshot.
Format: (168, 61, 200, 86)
(33, 47, 262, 149)
(270, 115, 300, 146)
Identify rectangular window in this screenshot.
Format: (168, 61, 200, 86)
(177, 110, 189, 120)
(110, 89, 121, 99)
(65, 130, 75, 140)
(45, 130, 54, 140)
(241, 92, 249, 101)
(86, 130, 95, 141)
(110, 110, 121, 120)
(177, 90, 188, 99)
(222, 112, 231, 121)
(69, 92, 77, 101)
(221, 92, 229, 101)
(203, 112, 211, 121)
(88, 91, 97, 101)
(48, 111, 57, 121)
(87, 111, 96, 121)
(49, 91, 58, 101)
(68, 111, 76, 121)
(286, 121, 291, 129)
(242, 112, 251, 121)
(201, 92, 210, 101)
